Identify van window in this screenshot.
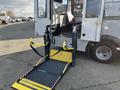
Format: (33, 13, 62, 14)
(85, 0, 101, 18)
(105, 0, 120, 18)
(71, 0, 83, 17)
(38, 0, 47, 18)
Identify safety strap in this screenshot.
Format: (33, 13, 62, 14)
(29, 38, 73, 66)
(35, 48, 63, 66)
(30, 44, 44, 57)
(30, 42, 63, 57)
(30, 42, 63, 66)
(29, 38, 47, 57)
(29, 38, 46, 47)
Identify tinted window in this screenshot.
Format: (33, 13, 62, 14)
(71, 0, 83, 17)
(105, 1, 120, 17)
(86, 0, 101, 18)
(38, 0, 47, 17)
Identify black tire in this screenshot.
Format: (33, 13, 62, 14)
(91, 41, 117, 63)
(2, 21, 7, 24)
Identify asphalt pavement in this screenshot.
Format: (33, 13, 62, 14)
(0, 22, 120, 90)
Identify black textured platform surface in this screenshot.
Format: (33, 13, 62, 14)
(25, 60, 69, 87)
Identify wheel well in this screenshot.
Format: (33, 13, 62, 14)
(101, 35, 120, 46)
(85, 35, 120, 56)
(85, 41, 95, 56)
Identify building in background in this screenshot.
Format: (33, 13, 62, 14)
(0, 11, 5, 16)
(5, 11, 15, 17)
(0, 10, 15, 23)
(0, 10, 15, 17)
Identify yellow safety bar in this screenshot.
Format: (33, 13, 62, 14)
(63, 40, 73, 50)
(29, 38, 46, 47)
(12, 82, 32, 90)
(12, 78, 52, 90)
(29, 38, 73, 50)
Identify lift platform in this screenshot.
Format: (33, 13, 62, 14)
(12, 47, 73, 90)
(12, 24, 77, 90)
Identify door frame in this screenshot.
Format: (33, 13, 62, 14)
(34, 0, 51, 36)
(81, 0, 105, 41)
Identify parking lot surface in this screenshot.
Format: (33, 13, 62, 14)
(0, 22, 120, 90)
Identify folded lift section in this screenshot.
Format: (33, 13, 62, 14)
(12, 48, 73, 90)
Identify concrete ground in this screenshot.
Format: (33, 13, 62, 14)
(0, 22, 120, 90)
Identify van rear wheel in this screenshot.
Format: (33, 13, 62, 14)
(92, 41, 116, 63)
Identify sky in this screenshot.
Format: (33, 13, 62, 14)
(0, 0, 67, 17)
(0, 0, 119, 17)
(0, 0, 68, 17)
(0, 0, 34, 17)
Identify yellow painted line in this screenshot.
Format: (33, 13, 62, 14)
(22, 78, 51, 90)
(19, 80, 44, 90)
(12, 82, 32, 90)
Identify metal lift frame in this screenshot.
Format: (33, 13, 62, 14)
(12, 24, 78, 90)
